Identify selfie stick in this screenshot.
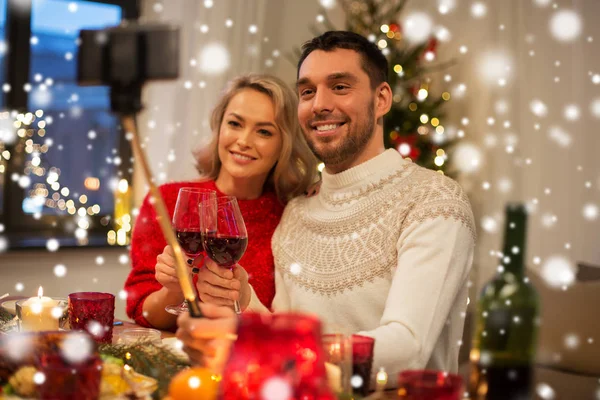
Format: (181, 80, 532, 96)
(77, 23, 203, 318)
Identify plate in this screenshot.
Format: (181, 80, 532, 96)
(2, 298, 68, 317)
(162, 337, 189, 362)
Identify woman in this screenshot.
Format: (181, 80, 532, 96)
(124, 74, 317, 330)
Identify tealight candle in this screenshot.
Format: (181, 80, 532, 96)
(19, 286, 60, 332)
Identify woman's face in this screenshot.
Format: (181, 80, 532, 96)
(217, 88, 283, 184)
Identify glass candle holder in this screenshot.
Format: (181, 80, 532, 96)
(322, 333, 353, 395)
(36, 352, 102, 400)
(15, 331, 102, 400)
(221, 312, 335, 400)
(117, 328, 162, 346)
(397, 370, 463, 400)
(352, 334, 375, 396)
(68, 292, 115, 344)
(15, 297, 67, 332)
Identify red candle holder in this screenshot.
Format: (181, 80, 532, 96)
(397, 370, 463, 400)
(10, 331, 103, 400)
(220, 312, 335, 400)
(68, 292, 115, 344)
(36, 352, 102, 400)
(351, 334, 375, 396)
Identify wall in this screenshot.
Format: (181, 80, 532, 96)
(0, 248, 130, 319)
(418, 0, 600, 287)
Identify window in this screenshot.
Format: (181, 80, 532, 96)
(0, 0, 8, 218)
(1, 0, 139, 249)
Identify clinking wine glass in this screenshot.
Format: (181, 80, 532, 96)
(200, 196, 248, 314)
(165, 187, 217, 315)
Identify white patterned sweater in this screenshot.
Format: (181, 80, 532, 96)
(246, 149, 476, 387)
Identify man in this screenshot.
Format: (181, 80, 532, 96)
(177, 31, 475, 387)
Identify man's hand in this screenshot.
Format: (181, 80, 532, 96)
(196, 259, 251, 311)
(176, 303, 237, 374)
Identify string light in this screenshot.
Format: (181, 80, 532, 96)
(1, 109, 128, 245)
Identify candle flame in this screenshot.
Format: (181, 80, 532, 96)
(376, 367, 388, 385)
(37, 286, 43, 298)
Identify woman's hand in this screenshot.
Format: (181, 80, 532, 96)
(176, 303, 237, 374)
(155, 245, 195, 295)
(196, 259, 251, 311)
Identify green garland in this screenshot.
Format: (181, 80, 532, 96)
(98, 343, 364, 400)
(98, 344, 362, 400)
(0, 321, 365, 400)
(0, 309, 12, 324)
(98, 342, 190, 400)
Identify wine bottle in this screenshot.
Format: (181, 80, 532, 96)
(468, 204, 540, 400)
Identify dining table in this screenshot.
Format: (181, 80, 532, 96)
(2, 296, 599, 399)
(115, 320, 600, 399)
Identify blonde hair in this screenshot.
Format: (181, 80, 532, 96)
(195, 74, 317, 203)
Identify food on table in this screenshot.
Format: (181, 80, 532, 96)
(168, 367, 219, 400)
(7, 366, 37, 398)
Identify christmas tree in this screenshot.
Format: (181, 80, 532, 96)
(294, 0, 456, 174)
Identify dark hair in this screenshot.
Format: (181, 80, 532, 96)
(297, 31, 388, 89)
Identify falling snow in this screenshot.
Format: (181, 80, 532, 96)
(403, 12, 434, 44)
(54, 264, 67, 277)
(564, 333, 580, 349)
(261, 376, 293, 400)
(46, 238, 60, 252)
(437, 0, 456, 15)
(549, 10, 582, 42)
(530, 99, 548, 117)
(541, 255, 576, 288)
(61, 332, 93, 364)
(478, 51, 512, 85)
(582, 203, 599, 221)
(452, 143, 482, 174)
(199, 43, 230, 75)
(319, 0, 336, 10)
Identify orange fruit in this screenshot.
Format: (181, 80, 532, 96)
(168, 367, 220, 400)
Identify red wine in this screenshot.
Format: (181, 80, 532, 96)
(175, 230, 204, 257)
(202, 234, 248, 267)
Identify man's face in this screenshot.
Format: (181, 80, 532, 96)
(296, 49, 376, 167)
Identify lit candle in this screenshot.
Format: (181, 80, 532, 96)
(325, 362, 342, 394)
(19, 286, 60, 332)
(375, 367, 388, 392)
(328, 342, 342, 362)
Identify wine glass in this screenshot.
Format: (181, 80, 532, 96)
(200, 195, 248, 314)
(165, 187, 216, 315)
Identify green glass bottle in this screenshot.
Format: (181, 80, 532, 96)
(468, 204, 540, 400)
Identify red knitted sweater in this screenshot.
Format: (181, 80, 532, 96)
(124, 179, 284, 327)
